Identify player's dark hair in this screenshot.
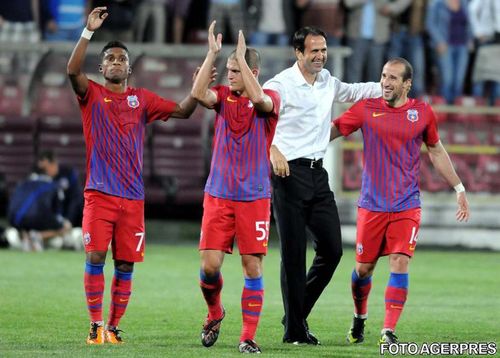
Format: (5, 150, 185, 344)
(99, 41, 129, 61)
(387, 57, 413, 81)
(37, 150, 57, 163)
(228, 48, 261, 69)
(293, 26, 327, 53)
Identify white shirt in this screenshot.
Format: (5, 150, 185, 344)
(469, 0, 496, 38)
(263, 62, 381, 161)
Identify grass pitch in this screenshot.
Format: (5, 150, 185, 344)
(0, 244, 498, 357)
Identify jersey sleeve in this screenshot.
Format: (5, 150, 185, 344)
(333, 101, 365, 137)
(263, 89, 280, 121)
(142, 88, 178, 123)
(423, 103, 440, 145)
(210, 85, 225, 113)
(77, 79, 98, 105)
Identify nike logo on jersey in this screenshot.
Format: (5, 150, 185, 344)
(226, 96, 237, 103)
(372, 112, 385, 117)
(88, 298, 100, 303)
(104, 97, 112, 103)
(248, 303, 261, 307)
(119, 298, 129, 303)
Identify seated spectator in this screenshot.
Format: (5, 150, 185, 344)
(7, 172, 79, 251)
(36, 150, 83, 227)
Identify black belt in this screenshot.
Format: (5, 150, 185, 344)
(289, 158, 323, 169)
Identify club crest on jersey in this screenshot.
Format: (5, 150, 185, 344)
(83, 232, 91, 245)
(127, 95, 140, 108)
(356, 243, 363, 255)
(407, 109, 419, 122)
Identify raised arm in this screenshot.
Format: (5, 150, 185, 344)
(235, 30, 274, 113)
(191, 20, 221, 108)
(426, 140, 470, 222)
(67, 7, 108, 97)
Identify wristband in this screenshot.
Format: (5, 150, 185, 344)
(454, 183, 465, 193)
(81, 28, 94, 40)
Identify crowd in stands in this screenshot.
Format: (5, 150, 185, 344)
(0, 0, 499, 104)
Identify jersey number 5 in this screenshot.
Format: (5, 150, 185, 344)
(255, 221, 270, 241)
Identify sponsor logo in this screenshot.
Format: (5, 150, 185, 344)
(248, 303, 261, 307)
(372, 112, 385, 117)
(119, 298, 129, 303)
(104, 97, 112, 103)
(226, 96, 237, 103)
(390, 305, 403, 310)
(407, 109, 419, 122)
(88, 298, 99, 303)
(127, 95, 140, 108)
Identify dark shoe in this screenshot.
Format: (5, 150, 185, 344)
(201, 308, 225, 347)
(347, 316, 366, 344)
(304, 320, 320, 345)
(238, 339, 262, 353)
(379, 330, 399, 344)
(283, 334, 320, 345)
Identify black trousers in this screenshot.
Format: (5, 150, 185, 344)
(272, 161, 343, 341)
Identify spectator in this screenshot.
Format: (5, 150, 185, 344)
(7, 173, 73, 251)
(42, 0, 88, 41)
(91, 0, 135, 42)
(0, 0, 41, 43)
(387, 0, 427, 97)
(469, 0, 500, 105)
(209, 0, 246, 43)
(345, 0, 412, 83)
(36, 150, 83, 227)
(301, 0, 345, 46)
(135, 0, 168, 43)
(247, 0, 297, 46)
(426, 0, 472, 104)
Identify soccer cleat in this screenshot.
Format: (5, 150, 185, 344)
(347, 316, 366, 344)
(201, 308, 225, 347)
(379, 330, 399, 344)
(104, 327, 124, 344)
(238, 339, 262, 354)
(86, 322, 104, 344)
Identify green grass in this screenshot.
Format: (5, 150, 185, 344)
(0, 245, 498, 357)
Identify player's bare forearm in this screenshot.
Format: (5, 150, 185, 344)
(67, 7, 108, 97)
(235, 30, 273, 113)
(427, 141, 470, 222)
(191, 52, 218, 107)
(191, 20, 220, 108)
(171, 95, 198, 118)
(427, 141, 462, 187)
(67, 37, 90, 97)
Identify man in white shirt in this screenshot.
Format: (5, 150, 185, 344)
(264, 26, 381, 344)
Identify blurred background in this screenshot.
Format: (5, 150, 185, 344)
(0, 0, 498, 251)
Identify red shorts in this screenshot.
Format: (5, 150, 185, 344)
(199, 194, 270, 255)
(355, 207, 421, 263)
(82, 190, 145, 262)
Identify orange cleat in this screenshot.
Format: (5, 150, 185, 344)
(104, 327, 124, 344)
(86, 322, 104, 344)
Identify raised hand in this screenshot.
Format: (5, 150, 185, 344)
(208, 20, 222, 54)
(236, 30, 247, 59)
(86, 7, 108, 31)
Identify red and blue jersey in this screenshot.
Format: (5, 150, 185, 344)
(205, 85, 280, 201)
(78, 80, 177, 200)
(334, 98, 440, 212)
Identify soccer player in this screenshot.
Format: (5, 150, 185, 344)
(67, 7, 199, 344)
(331, 57, 470, 344)
(191, 21, 280, 354)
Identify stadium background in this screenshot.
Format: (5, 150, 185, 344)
(0, 42, 498, 250)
